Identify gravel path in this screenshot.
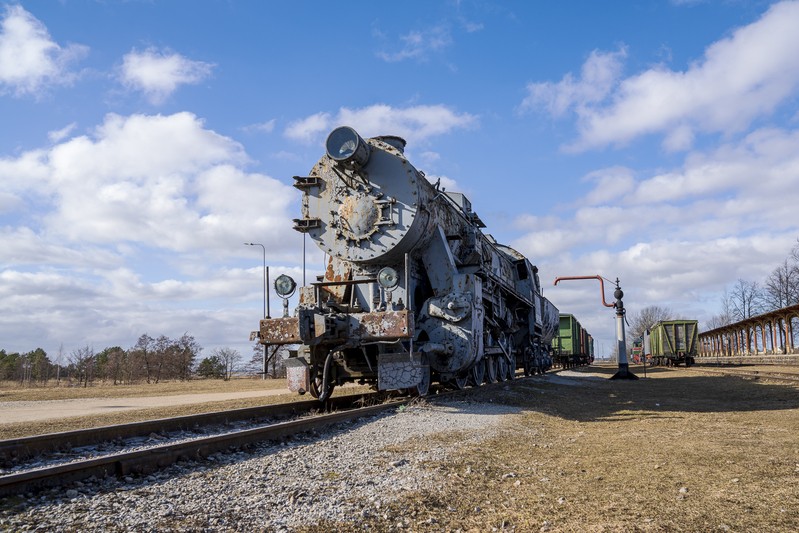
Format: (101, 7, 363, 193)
(0, 389, 297, 424)
(0, 397, 522, 531)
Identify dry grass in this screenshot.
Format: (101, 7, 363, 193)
(0, 378, 286, 402)
(309, 365, 799, 532)
(0, 379, 372, 439)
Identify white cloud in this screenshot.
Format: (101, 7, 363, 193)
(424, 173, 459, 192)
(284, 104, 477, 145)
(513, 125, 799, 335)
(0, 5, 88, 96)
(242, 119, 276, 133)
(47, 122, 77, 143)
(520, 47, 627, 117)
(377, 25, 453, 62)
(0, 111, 304, 356)
(522, 1, 799, 152)
(284, 112, 332, 144)
(0, 112, 298, 255)
(120, 47, 214, 104)
(579, 166, 636, 206)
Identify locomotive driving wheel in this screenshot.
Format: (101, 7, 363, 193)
(497, 354, 508, 381)
(469, 360, 485, 386)
(484, 355, 498, 383)
(449, 374, 468, 390)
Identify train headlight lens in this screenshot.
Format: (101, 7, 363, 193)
(325, 126, 370, 166)
(274, 274, 297, 298)
(377, 267, 399, 290)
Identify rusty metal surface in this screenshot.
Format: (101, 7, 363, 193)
(260, 317, 301, 344)
(285, 359, 310, 392)
(377, 352, 423, 390)
(321, 257, 351, 302)
(354, 310, 412, 339)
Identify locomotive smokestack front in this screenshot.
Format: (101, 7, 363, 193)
(293, 126, 435, 264)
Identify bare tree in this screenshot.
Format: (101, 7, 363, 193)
(763, 259, 799, 311)
(704, 312, 733, 331)
(628, 305, 673, 342)
(174, 333, 201, 381)
(727, 279, 764, 321)
(246, 343, 290, 379)
(70, 345, 95, 387)
(131, 334, 155, 383)
(211, 347, 242, 381)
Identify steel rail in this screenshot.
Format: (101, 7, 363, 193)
(0, 393, 376, 466)
(683, 367, 799, 384)
(0, 397, 407, 498)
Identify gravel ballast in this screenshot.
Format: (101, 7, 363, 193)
(0, 398, 520, 532)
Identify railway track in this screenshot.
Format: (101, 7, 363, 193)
(685, 366, 799, 384)
(0, 392, 408, 498)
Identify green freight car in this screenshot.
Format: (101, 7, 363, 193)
(552, 314, 593, 368)
(648, 320, 698, 366)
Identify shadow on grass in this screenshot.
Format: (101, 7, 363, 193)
(451, 364, 799, 423)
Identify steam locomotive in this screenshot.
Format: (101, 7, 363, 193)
(256, 126, 559, 400)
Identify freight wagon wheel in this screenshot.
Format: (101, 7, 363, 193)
(484, 356, 498, 383)
(469, 361, 485, 386)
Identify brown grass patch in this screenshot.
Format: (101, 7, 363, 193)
(0, 378, 286, 402)
(0, 380, 372, 439)
(315, 366, 799, 532)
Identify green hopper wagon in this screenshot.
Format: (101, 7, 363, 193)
(649, 320, 698, 366)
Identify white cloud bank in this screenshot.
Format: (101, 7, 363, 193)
(513, 2, 799, 337)
(0, 112, 300, 355)
(521, 1, 799, 152)
(0, 4, 88, 96)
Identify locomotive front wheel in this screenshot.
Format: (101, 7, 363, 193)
(309, 374, 335, 400)
(470, 361, 486, 386)
(413, 359, 431, 397)
(507, 353, 516, 380)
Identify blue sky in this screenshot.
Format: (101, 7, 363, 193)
(2, 0, 798, 361)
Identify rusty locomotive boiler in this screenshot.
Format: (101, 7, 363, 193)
(257, 126, 559, 400)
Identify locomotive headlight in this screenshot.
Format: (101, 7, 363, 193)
(377, 267, 399, 291)
(274, 274, 297, 299)
(326, 126, 370, 167)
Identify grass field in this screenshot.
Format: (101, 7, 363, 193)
(308, 365, 799, 532)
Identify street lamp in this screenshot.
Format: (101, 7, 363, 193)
(245, 242, 270, 379)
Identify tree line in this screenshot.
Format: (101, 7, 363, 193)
(0, 333, 286, 386)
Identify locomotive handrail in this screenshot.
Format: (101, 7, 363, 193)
(311, 278, 378, 287)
